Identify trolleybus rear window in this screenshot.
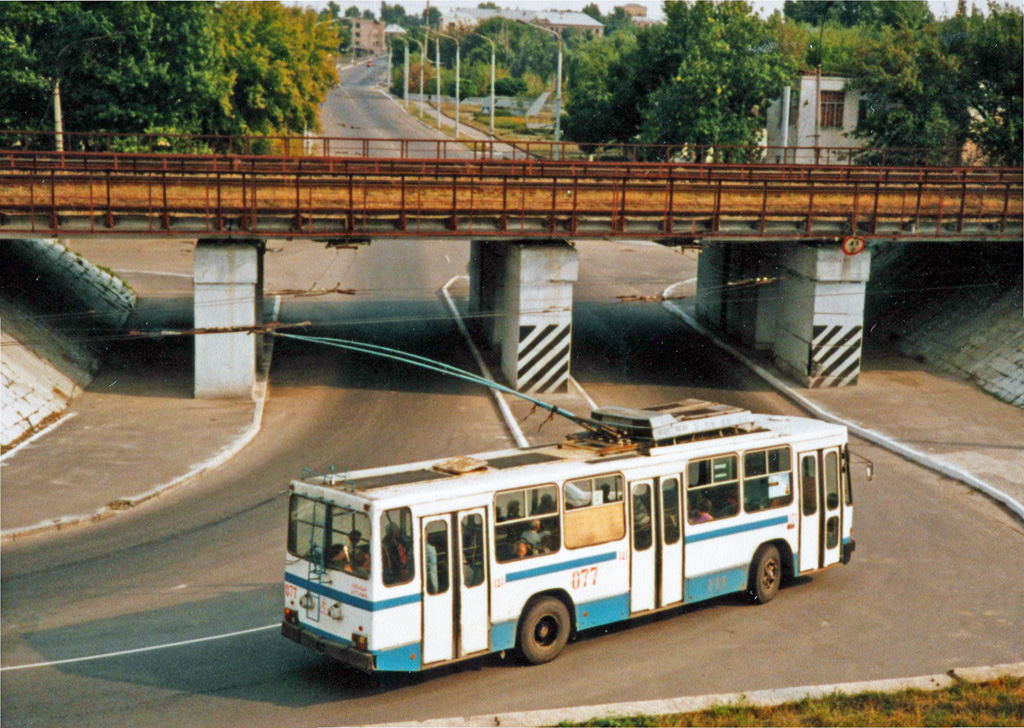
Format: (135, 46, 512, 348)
(287, 494, 371, 580)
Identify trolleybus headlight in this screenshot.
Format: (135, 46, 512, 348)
(351, 633, 368, 651)
(284, 608, 299, 625)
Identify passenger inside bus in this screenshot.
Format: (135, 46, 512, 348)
(382, 522, 411, 584)
(326, 530, 370, 577)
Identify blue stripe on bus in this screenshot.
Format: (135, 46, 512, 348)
(285, 572, 421, 611)
(505, 550, 618, 582)
(684, 515, 788, 544)
(684, 564, 749, 604)
(576, 592, 630, 631)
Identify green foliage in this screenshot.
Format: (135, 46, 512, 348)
(783, 1, 934, 30)
(961, 2, 1023, 164)
(0, 2, 230, 136)
(214, 2, 340, 137)
(0, 0, 339, 143)
(565, 1, 796, 155)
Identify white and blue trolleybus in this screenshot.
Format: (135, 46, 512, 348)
(281, 399, 855, 672)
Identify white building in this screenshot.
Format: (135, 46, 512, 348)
(439, 8, 603, 37)
(765, 74, 865, 164)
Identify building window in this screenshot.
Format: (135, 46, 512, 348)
(821, 91, 845, 129)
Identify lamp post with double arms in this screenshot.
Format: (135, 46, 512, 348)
(470, 31, 496, 139)
(435, 31, 460, 139)
(516, 20, 562, 158)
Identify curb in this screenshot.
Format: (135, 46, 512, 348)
(372, 661, 1024, 727)
(439, 277, 529, 448)
(660, 299, 1024, 526)
(1, 296, 282, 543)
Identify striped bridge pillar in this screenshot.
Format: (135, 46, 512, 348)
(774, 242, 872, 388)
(477, 241, 577, 395)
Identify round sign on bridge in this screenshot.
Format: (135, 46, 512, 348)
(842, 235, 866, 256)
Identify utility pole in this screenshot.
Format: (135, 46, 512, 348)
(471, 32, 496, 139)
(436, 31, 460, 139)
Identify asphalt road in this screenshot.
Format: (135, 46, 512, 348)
(2, 64, 1021, 728)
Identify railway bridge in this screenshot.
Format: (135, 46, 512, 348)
(3, 131, 1021, 399)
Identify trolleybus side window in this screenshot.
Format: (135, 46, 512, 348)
(287, 495, 325, 561)
(494, 484, 561, 563)
(632, 483, 653, 551)
(462, 513, 485, 588)
(743, 447, 793, 513)
(325, 506, 371, 579)
(801, 455, 818, 516)
(381, 507, 414, 587)
(687, 455, 740, 524)
(661, 477, 681, 545)
(824, 451, 840, 509)
(424, 520, 449, 594)
(563, 474, 625, 549)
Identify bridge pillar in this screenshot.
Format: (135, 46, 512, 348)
(774, 243, 871, 388)
(697, 242, 869, 387)
(469, 240, 578, 394)
(193, 238, 265, 399)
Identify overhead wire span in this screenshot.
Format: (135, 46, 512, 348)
(272, 331, 609, 437)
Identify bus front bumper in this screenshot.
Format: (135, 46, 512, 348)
(281, 621, 375, 672)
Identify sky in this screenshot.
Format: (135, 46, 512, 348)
(293, 0, 1011, 23)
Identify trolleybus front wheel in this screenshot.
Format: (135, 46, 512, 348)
(748, 544, 781, 604)
(517, 596, 570, 664)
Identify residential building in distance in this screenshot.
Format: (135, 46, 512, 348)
(439, 8, 604, 37)
(765, 74, 864, 164)
(349, 18, 385, 56)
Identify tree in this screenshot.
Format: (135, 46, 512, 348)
(214, 2, 339, 137)
(421, 7, 441, 28)
(0, 3, 230, 137)
(640, 3, 797, 154)
(783, 1, 933, 30)
(478, 2, 499, 9)
(962, 2, 1023, 164)
(344, 6, 361, 18)
(850, 19, 973, 163)
(581, 4, 602, 22)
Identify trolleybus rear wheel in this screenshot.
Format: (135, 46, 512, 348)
(518, 596, 570, 664)
(749, 544, 781, 604)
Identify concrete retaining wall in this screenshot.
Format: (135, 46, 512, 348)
(865, 241, 1023, 408)
(1, 238, 136, 448)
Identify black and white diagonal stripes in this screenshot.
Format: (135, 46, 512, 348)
(809, 324, 862, 387)
(516, 323, 571, 393)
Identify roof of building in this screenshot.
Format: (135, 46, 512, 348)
(384, 24, 405, 35)
(442, 7, 603, 29)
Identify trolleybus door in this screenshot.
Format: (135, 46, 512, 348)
(798, 453, 820, 573)
(421, 516, 454, 664)
(658, 476, 684, 606)
(820, 448, 842, 567)
(630, 480, 656, 613)
(457, 508, 489, 656)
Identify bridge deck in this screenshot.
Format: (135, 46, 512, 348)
(2, 151, 1020, 242)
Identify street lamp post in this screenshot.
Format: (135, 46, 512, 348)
(435, 31, 460, 139)
(517, 20, 562, 158)
(470, 32, 496, 139)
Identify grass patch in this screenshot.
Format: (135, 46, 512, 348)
(560, 677, 1024, 727)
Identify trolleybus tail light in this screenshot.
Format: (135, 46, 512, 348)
(351, 633, 368, 651)
(284, 608, 299, 625)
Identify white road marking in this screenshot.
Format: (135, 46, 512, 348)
(0, 624, 279, 672)
(0, 413, 78, 463)
(440, 277, 529, 448)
